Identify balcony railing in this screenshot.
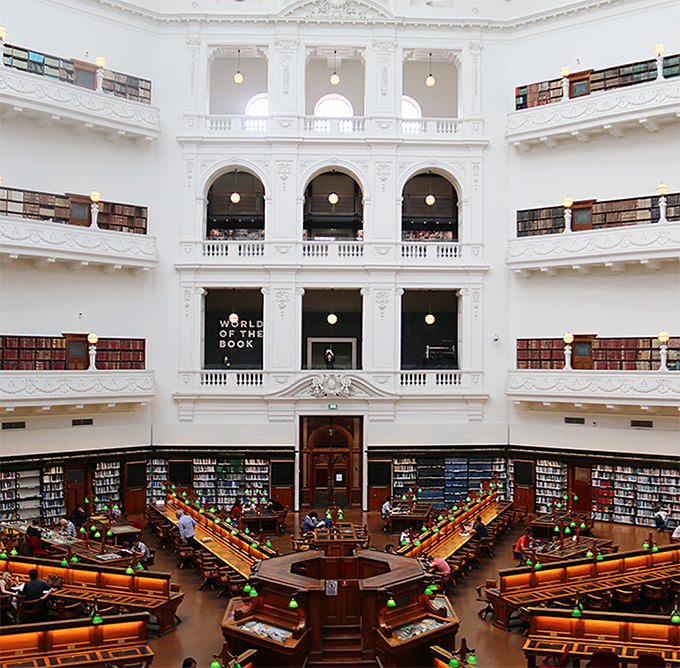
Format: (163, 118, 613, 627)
(506, 369, 680, 410)
(0, 370, 156, 409)
(0, 214, 158, 272)
(0, 63, 161, 143)
(178, 239, 485, 268)
(182, 114, 485, 142)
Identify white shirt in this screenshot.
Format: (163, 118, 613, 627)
(178, 514, 197, 541)
(672, 525, 680, 539)
(381, 501, 392, 517)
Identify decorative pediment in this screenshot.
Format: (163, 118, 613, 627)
(270, 372, 395, 399)
(280, 0, 393, 21)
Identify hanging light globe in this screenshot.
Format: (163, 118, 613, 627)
(230, 191, 241, 204)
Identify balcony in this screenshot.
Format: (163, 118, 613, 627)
(181, 114, 486, 144)
(0, 213, 158, 272)
(0, 66, 161, 144)
(0, 370, 156, 411)
(178, 240, 486, 269)
(174, 370, 487, 420)
(506, 220, 680, 275)
(506, 77, 680, 150)
(506, 369, 680, 412)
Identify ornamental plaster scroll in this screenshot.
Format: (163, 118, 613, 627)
(274, 289, 292, 318)
(0, 373, 156, 398)
(269, 372, 396, 399)
(0, 221, 157, 258)
(506, 224, 680, 261)
(186, 160, 194, 189)
(280, 0, 393, 20)
(280, 53, 293, 96)
(0, 72, 161, 128)
(277, 162, 293, 190)
(506, 81, 680, 134)
(374, 290, 390, 319)
(376, 163, 391, 191)
(379, 55, 390, 97)
(311, 374, 354, 397)
(506, 372, 680, 398)
(186, 34, 201, 95)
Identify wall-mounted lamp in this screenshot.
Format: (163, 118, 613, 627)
(0, 26, 7, 41)
(425, 53, 436, 87)
(654, 43, 665, 79)
(234, 49, 244, 84)
(657, 183, 668, 223)
(330, 50, 340, 85)
(560, 66, 571, 99)
(94, 56, 106, 91)
(87, 332, 99, 371)
(90, 190, 101, 228)
(95, 56, 106, 68)
(658, 330, 670, 371)
(563, 333, 574, 370)
(562, 197, 573, 233)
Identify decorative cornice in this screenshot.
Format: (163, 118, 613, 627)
(506, 79, 680, 148)
(0, 371, 157, 407)
(0, 70, 161, 143)
(506, 223, 680, 273)
(0, 216, 158, 270)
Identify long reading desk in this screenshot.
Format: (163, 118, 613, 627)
(486, 543, 680, 631)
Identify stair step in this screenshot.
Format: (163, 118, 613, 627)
(322, 647, 364, 662)
(321, 624, 361, 636)
(307, 660, 377, 668)
(323, 634, 362, 649)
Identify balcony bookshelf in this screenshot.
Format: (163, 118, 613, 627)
(42, 466, 65, 522)
(193, 458, 217, 505)
(535, 459, 567, 513)
(147, 459, 168, 505)
(93, 462, 121, 513)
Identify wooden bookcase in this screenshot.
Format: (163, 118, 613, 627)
(515, 78, 562, 110)
(100, 69, 152, 104)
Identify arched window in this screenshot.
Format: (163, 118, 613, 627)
(244, 93, 268, 132)
(401, 95, 423, 135)
(313, 94, 354, 133)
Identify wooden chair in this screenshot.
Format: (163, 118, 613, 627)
(156, 524, 175, 551)
(614, 587, 640, 612)
(199, 561, 221, 590)
(586, 591, 612, 611)
(643, 583, 670, 613)
(55, 599, 83, 620)
(589, 650, 620, 667)
(16, 595, 46, 623)
(538, 648, 571, 668)
(479, 536, 495, 559)
(276, 508, 288, 534)
(0, 593, 17, 624)
(475, 578, 497, 619)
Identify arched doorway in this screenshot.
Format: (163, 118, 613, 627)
(300, 416, 363, 509)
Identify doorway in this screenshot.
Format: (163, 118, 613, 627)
(569, 464, 592, 512)
(65, 465, 89, 517)
(300, 416, 363, 509)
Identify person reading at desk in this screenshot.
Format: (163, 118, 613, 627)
(266, 497, 284, 512)
(69, 504, 89, 528)
(131, 537, 152, 568)
(301, 511, 319, 533)
(384, 543, 397, 554)
(21, 569, 53, 620)
(515, 529, 539, 558)
(0, 572, 19, 599)
(59, 517, 77, 540)
(26, 519, 42, 540)
(230, 497, 243, 522)
(654, 505, 671, 532)
(470, 516, 488, 540)
(427, 554, 451, 576)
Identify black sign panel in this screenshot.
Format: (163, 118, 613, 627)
(204, 311, 263, 369)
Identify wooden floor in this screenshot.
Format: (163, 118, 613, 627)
(144, 510, 670, 668)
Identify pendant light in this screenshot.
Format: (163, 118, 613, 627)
(230, 169, 241, 204)
(330, 50, 340, 85)
(425, 53, 436, 87)
(327, 289, 338, 325)
(229, 289, 239, 326)
(425, 171, 436, 206)
(234, 49, 244, 84)
(328, 192, 339, 205)
(425, 290, 435, 325)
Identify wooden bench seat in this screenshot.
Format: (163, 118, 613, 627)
(0, 612, 154, 668)
(521, 607, 680, 666)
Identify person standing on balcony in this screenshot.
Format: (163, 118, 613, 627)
(324, 349, 335, 369)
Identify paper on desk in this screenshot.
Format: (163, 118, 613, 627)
(201, 537, 213, 543)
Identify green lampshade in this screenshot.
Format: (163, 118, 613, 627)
(226, 517, 232, 524)
(652, 545, 659, 553)
(199, 509, 205, 514)
(671, 611, 680, 624)
(244, 528, 250, 534)
(421, 526, 427, 532)
(586, 550, 594, 558)
(103, 505, 109, 512)
(161, 485, 166, 490)
(525, 559, 532, 567)
(401, 540, 407, 546)
(573, 495, 579, 501)
(210, 661, 221, 668)
(137, 563, 144, 570)
(265, 540, 272, 548)
(288, 598, 299, 609)
(563, 494, 568, 500)
(468, 655, 478, 665)
(570, 522, 576, 528)
(215, 519, 221, 524)
(91, 526, 97, 533)
(326, 513, 332, 519)
(84, 497, 89, 503)
(94, 496, 100, 502)
(418, 488, 423, 493)
(231, 530, 237, 535)
(490, 482, 495, 488)
(71, 556, 78, 563)
(92, 614, 103, 625)
(10, 548, 17, 556)
(596, 554, 604, 561)
(437, 515, 444, 522)
(249, 588, 258, 597)
(172, 493, 177, 498)
(171, 484, 176, 490)
(424, 586, 434, 596)
(243, 584, 252, 594)
(61, 558, 69, 566)
(464, 506, 469, 511)
(338, 513, 344, 520)
(126, 566, 134, 574)
(414, 540, 421, 546)
(580, 523, 586, 530)
(210, 508, 216, 513)
(453, 505, 458, 511)
(571, 607, 582, 618)
(106, 530, 113, 537)
(466, 496, 471, 503)
(554, 526, 560, 533)
(433, 527, 440, 533)
(386, 597, 396, 608)
(643, 542, 650, 549)
(0, 552, 7, 559)
(94, 531, 101, 538)
(534, 562, 542, 570)
(182, 492, 187, 497)
(564, 527, 571, 535)
(251, 542, 258, 548)
(113, 504, 119, 510)
(448, 658, 460, 668)
(79, 527, 86, 534)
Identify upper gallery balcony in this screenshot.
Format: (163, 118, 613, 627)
(507, 333, 679, 412)
(0, 185, 157, 273)
(1, 41, 160, 144)
(506, 49, 680, 150)
(506, 188, 680, 275)
(0, 334, 155, 412)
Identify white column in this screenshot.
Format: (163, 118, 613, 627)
(362, 280, 399, 372)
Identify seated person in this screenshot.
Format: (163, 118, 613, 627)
(399, 529, 411, 545)
(69, 504, 89, 528)
(266, 497, 284, 512)
(381, 496, 393, 520)
(59, 517, 77, 540)
(654, 505, 671, 532)
(427, 554, 451, 576)
(21, 569, 53, 619)
(384, 543, 397, 555)
(0, 571, 19, 598)
(111, 505, 122, 520)
(301, 511, 319, 533)
(26, 519, 42, 540)
(471, 516, 489, 540)
(230, 498, 243, 521)
(515, 529, 539, 557)
(131, 537, 152, 567)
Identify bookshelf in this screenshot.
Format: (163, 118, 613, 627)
(217, 458, 246, 508)
(591, 464, 615, 522)
(244, 458, 270, 501)
(416, 457, 445, 506)
(147, 458, 168, 505)
(468, 457, 494, 493)
(493, 457, 509, 501)
(100, 69, 152, 104)
(0, 471, 17, 517)
(16, 470, 41, 521)
(516, 207, 565, 236)
(444, 457, 467, 505)
(42, 466, 66, 522)
(193, 458, 217, 505)
(95, 338, 146, 371)
(515, 79, 563, 110)
(535, 459, 567, 513)
(506, 459, 515, 501)
(636, 467, 679, 527)
(393, 458, 417, 498)
(95, 201, 148, 234)
(612, 466, 637, 524)
(93, 462, 121, 512)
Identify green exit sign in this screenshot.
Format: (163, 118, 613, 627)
(328, 404, 338, 410)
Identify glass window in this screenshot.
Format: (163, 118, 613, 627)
(314, 94, 354, 118)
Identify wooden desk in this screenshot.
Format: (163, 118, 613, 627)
(242, 510, 280, 536)
(0, 612, 154, 668)
(1, 554, 184, 636)
(522, 607, 680, 667)
(536, 537, 613, 563)
(530, 512, 593, 538)
(311, 522, 364, 556)
(91, 517, 141, 546)
(486, 543, 680, 631)
(0, 520, 131, 567)
(390, 503, 433, 534)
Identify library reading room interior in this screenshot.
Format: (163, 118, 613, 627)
(0, 0, 679, 666)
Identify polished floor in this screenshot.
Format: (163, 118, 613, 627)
(144, 511, 671, 668)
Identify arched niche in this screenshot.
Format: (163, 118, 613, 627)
(401, 172, 459, 242)
(206, 170, 266, 240)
